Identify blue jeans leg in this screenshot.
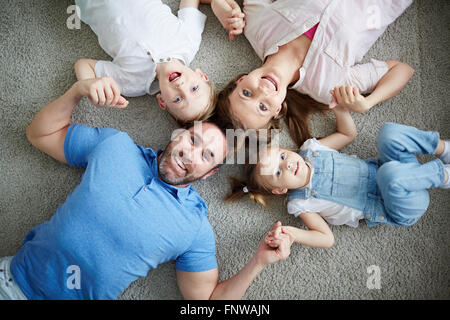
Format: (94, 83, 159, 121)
(377, 122, 440, 164)
(376, 159, 445, 226)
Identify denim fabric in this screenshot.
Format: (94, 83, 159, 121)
(287, 123, 445, 227)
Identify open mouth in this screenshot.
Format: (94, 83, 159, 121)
(174, 156, 186, 171)
(294, 161, 299, 176)
(169, 72, 181, 82)
(262, 76, 278, 91)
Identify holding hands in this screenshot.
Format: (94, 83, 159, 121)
(255, 221, 295, 267)
(329, 85, 370, 113)
(211, 0, 245, 40)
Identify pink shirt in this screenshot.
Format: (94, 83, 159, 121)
(243, 0, 412, 105)
(304, 23, 319, 41)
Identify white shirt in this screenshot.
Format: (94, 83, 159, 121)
(286, 138, 364, 228)
(76, 0, 207, 97)
(243, 0, 412, 105)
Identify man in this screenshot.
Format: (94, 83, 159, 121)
(0, 77, 293, 300)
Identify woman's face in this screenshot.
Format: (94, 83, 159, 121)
(228, 67, 288, 129)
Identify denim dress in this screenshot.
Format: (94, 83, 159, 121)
(287, 123, 446, 227)
(287, 149, 395, 226)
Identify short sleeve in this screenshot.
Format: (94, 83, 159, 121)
(177, 7, 206, 46)
(176, 216, 217, 272)
(300, 138, 337, 152)
(348, 58, 389, 94)
(64, 124, 121, 168)
(94, 60, 150, 97)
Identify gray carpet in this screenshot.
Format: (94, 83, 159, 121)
(0, 0, 449, 300)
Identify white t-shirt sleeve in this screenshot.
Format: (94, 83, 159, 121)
(347, 58, 389, 94)
(300, 138, 337, 153)
(177, 7, 207, 50)
(94, 59, 150, 97)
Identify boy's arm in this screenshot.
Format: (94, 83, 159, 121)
(176, 222, 293, 299)
(180, 0, 200, 9)
(318, 102, 357, 151)
(210, 0, 245, 40)
(74, 58, 98, 80)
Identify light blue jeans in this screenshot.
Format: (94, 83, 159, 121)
(0, 256, 27, 300)
(375, 122, 446, 226)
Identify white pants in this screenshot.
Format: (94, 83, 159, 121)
(0, 257, 27, 300)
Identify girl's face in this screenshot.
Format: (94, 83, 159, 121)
(228, 67, 288, 129)
(257, 147, 310, 194)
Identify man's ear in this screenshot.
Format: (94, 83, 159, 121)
(201, 168, 219, 180)
(272, 188, 288, 195)
(195, 68, 209, 82)
(156, 93, 166, 110)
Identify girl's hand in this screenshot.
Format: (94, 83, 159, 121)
(329, 85, 370, 113)
(211, 0, 245, 40)
(264, 222, 295, 248)
(255, 222, 294, 267)
(75, 77, 129, 108)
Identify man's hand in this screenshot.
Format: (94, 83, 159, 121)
(74, 77, 129, 108)
(329, 85, 370, 113)
(256, 221, 294, 267)
(211, 0, 245, 40)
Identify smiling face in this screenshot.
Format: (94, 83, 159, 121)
(158, 122, 227, 186)
(256, 147, 310, 194)
(156, 60, 212, 122)
(228, 67, 288, 129)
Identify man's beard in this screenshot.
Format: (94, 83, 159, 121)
(158, 148, 200, 186)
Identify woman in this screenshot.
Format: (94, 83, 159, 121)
(214, 0, 415, 146)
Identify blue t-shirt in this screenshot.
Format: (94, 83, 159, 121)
(10, 124, 217, 300)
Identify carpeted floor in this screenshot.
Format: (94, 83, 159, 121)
(0, 0, 449, 299)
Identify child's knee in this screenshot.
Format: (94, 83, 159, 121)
(377, 122, 406, 152)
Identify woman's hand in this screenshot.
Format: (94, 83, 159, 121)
(329, 85, 370, 113)
(211, 0, 245, 40)
(74, 77, 129, 108)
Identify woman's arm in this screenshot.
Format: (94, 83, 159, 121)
(278, 212, 335, 248)
(363, 60, 414, 112)
(74, 58, 98, 80)
(317, 103, 357, 151)
(331, 60, 414, 113)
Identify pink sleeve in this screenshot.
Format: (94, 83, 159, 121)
(347, 59, 389, 94)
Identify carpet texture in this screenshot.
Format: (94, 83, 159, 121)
(0, 0, 449, 299)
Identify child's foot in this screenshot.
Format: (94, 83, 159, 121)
(438, 140, 450, 164)
(439, 164, 450, 189)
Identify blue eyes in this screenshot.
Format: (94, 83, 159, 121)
(259, 103, 267, 112)
(276, 153, 285, 176)
(192, 85, 199, 92)
(174, 97, 182, 103)
(243, 90, 269, 112)
(243, 89, 251, 97)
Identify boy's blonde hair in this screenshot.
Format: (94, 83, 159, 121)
(174, 80, 218, 127)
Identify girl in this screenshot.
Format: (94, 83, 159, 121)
(74, 0, 245, 125)
(227, 108, 450, 248)
(214, 0, 415, 146)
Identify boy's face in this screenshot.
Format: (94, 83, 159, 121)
(257, 147, 310, 194)
(156, 61, 211, 122)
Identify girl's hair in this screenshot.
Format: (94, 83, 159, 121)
(225, 163, 272, 208)
(213, 74, 328, 146)
(175, 80, 218, 127)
